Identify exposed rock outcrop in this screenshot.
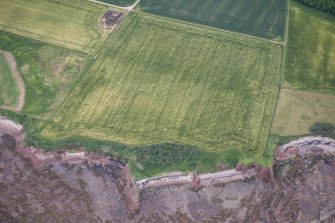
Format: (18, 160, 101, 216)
(0, 117, 140, 219)
(1, 117, 334, 222)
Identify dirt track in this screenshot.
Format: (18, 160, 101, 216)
(137, 169, 257, 190)
(89, 0, 141, 11)
(0, 51, 25, 111)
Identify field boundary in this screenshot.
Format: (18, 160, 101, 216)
(262, 0, 290, 161)
(282, 0, 290, 87)
(41, 8, 133, 132)
(262, 46, 285, 163)
(41, 125, 266, 162)
(132, 10, 285, 46)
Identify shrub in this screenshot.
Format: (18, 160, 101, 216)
(309, 122, 335, 138)
(135, 143, 199, 168)
(294, 0, 335, 16)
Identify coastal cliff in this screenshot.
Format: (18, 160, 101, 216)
(1, 117, 334, 222)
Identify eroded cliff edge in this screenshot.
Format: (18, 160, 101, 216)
(0, 117, 334, 222)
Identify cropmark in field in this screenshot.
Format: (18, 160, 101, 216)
(43, 13, 282, 160)
(0, 31, 88, 117)
(272, 89, 335, 136)
(0, 0, 122, 55)
(285, 2, 335, 93)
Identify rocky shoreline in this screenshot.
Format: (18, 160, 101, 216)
(1, 116, 335, 222)
(0, 116, 140, 217)
(276, 136, 335, 161)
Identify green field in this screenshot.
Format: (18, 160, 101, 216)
(43, 13, 282, 163)
(0, 0, 118, 55)
(96, 0, 136, 7)
(0, 52, 19, 107)
(272, 89, 335, 136)
(285, 2, 335, 93)
(136, 0, 287, 40)
(0, 31, 88, 116)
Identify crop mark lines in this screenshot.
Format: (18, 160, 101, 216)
(153, 37, 197, 133)
(122, 32, 183, 132)
(117, 35, 172, 131)
(79, 26, 140, 123)
(134, 34, 187, 132)
(103, 27, 166, 129)
(174, 37, 210, 132)
(254, 47, 282, 149)
(47, 13, 282, 156)
(0, 0, 110, 55)
(195, 43, 246, 135)
(188, 49, 220, 135)
(140, 34, 187, 132)
(88, 24, 149, 126)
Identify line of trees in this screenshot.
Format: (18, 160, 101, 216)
(294, 0, 335, 15)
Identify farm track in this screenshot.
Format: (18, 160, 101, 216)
(88, 0, 141, 11)
(262, 0, 290, 160)
(0, 51, 25, 112)
(137, 169, 256, 190)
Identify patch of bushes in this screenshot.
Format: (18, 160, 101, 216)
(135, 143, 199, 168)
(309, 122, 335, 138)
(294, 0, 335, 16)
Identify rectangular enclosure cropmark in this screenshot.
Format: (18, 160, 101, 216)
(43, 13, 282, 159)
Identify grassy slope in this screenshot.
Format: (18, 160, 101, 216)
(43, 13, 282, 164)
(0, 53, 19, 107)
(0, 31, 88, 117)
(284, 2, 335, 93)
(136, 0, 287, 40)
(0, 0, 115, 55)
(272, 89, 335, 136)
(96, 0, 136, 7)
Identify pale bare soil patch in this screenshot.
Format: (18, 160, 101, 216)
(0, 51, 25, 111)
(272, 89, 335, 136)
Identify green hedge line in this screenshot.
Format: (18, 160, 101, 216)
(294, 0, 335, 15)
